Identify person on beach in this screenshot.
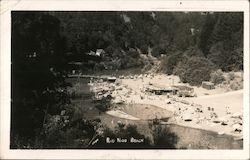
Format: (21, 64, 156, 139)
(226, 106, 231, 114)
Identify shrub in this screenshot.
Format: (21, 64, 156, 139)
(227, 72, 235, 81)
(140, 45, 148, 54)
(128, 48, 140, 59)
(118, 49, 144, 69)
(229, 80, 243, 91)
(95, 95, 113, 112)
(151, 46, 161, 57)
(161, 51, 183, 75)
(174, 56, 215, 86)
(148, 123, 179, 149)
(210, 69, 225, 85)
(43, 118, 100, 148)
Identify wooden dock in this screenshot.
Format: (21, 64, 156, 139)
(68, 74, 116, 82)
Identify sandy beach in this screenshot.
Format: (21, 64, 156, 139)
(89, 73, 243, 138)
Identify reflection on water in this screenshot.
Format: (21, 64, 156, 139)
(117, 103, 173, 120)
(166, 124, 243, 149)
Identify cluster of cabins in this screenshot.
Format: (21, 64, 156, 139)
(145, 81, 215, 97)
(145, 84, 195, 97)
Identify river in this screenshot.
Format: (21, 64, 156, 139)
(67, 77, 243, 149)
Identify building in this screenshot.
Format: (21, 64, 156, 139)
(95, 49, 105, 57)
(145, 84, 178, 95)
(172, 85, 195, 97)
(85, 49, 105, 62)
(202, 81, 215, 90)
(107, 77, 117, 83)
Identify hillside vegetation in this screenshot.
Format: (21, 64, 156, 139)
(51, 12, 243, 84)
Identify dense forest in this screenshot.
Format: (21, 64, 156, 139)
(11, 11, 243, 148)
(52, 11, 243, 84)
(52, 12, 243, 70)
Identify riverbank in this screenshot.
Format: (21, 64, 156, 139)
(88, 73, 243, 139)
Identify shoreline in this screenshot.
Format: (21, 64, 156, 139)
(111, 100, 243, 139)
(87, 73, 243, 139)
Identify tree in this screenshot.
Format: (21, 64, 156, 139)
(208, 41, 243, 71)
(209, 13, 243, 45)
(205, 12, 243, 71)
(210, 69, 225, 85)
(11, 12, 69, 142)
(198, 13, 218, 55)
(161, 50, 183, 75)
(174, 56, 215, 85)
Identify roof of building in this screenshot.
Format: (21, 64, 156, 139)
(87, 49, 105, 57)
(96, 49, 105, 56)
(146, 85, 178, 91)
(172, 85, 193, 91)
(202, 81, 214, 85)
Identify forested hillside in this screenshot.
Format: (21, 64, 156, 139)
(50, 12, 243, 84)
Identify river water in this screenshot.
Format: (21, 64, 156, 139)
(164, 124, 243, 149)
(68, 78, 243, 149)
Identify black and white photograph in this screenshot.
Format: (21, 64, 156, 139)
(0, 0, 249, 159)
